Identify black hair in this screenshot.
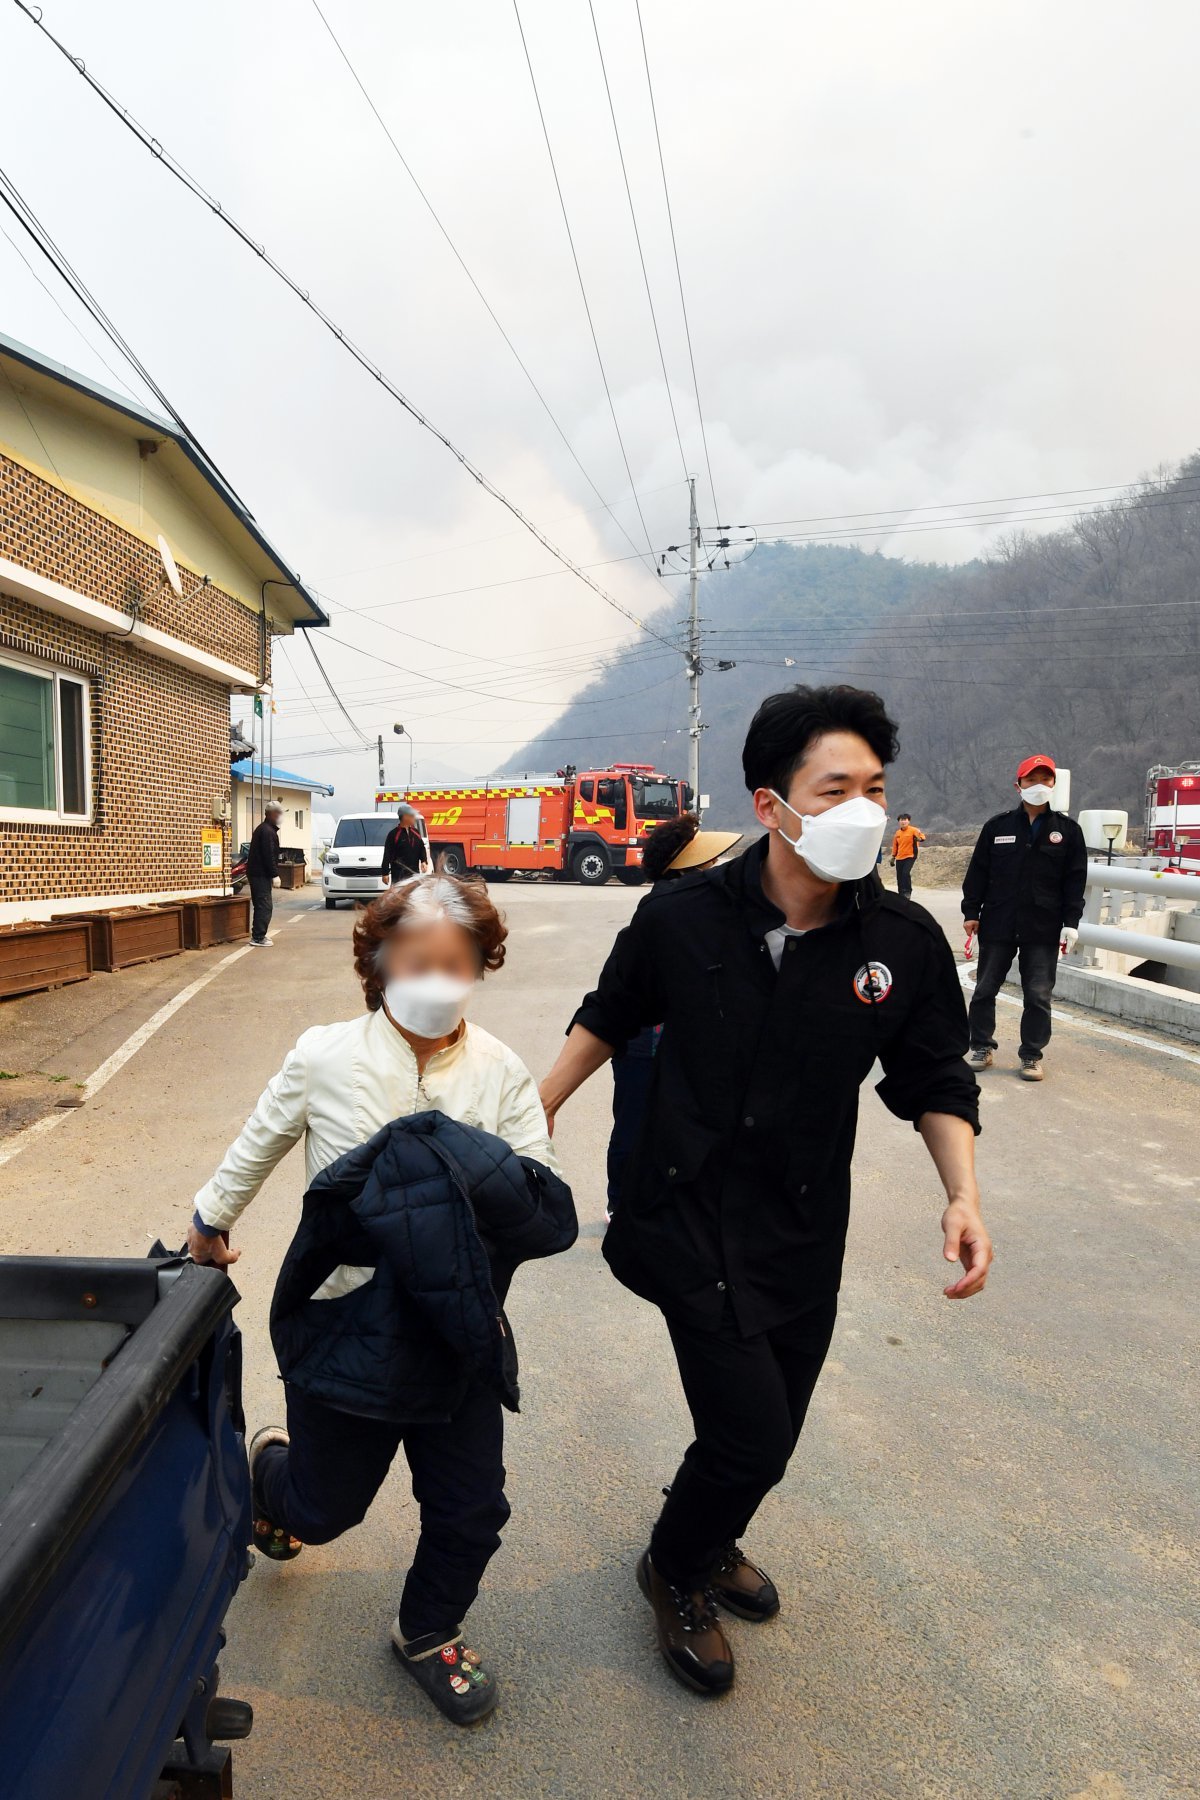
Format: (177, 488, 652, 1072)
(898, 810, 911, 821)
(643, 811, 699, 882)
(742, 684, 899, 795)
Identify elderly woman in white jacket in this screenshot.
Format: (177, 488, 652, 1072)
(188, 872, 559, 1727)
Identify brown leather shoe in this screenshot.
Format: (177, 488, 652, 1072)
(637, 1550, 734, 1695)
(709, 1543, 780, 1621)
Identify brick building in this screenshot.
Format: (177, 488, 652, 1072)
(0, 333, 325, 922)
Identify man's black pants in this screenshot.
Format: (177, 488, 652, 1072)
(248, 876, 274, 944)
(895, 856, 915, 898)
(256, 1381, 510, 1639)
(650, 1297, 838, 1592)
(968, 936, 1058, 1061)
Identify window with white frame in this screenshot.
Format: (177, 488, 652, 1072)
(0, 651, 92, 823)
(294, 809, 304, 830)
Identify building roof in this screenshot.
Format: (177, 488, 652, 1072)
(231, 758, 334, 796)
(0, 331, 327, 628)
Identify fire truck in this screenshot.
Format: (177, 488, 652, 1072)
(375, 763, 691, 885)
(1145, 763, 1200, 871)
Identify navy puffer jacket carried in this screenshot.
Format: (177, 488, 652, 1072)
(270, 1111, 576, 1424)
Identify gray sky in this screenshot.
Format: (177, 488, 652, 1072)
(3, 0, 1199, 804)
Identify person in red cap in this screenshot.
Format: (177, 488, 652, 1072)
(961, 755, 1087, 1079)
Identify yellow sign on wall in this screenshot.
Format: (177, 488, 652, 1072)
(201, 827, 223, 871)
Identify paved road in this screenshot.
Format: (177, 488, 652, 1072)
(1, 884, 1197, 1799)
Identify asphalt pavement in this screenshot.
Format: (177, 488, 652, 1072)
(0, 881, 1197, 1799)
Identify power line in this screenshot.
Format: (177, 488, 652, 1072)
(303, 633, 373, 744)
(634, 0, 720, 524)
(322, 477, 686, 581)
(586, 0, 688, 482)
(510, 0, 658, 569)
(275, 638, 362, 752)
(0, 219, 141, 401)
(9, 0, 680, 654)
(305, 0, 651, 572)
(743, 475, 1196, 531)
(756, 486, 1200, 548)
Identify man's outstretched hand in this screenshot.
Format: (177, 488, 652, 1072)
(941, 1199, 992, 1299)
(187, 1222, 240, 1267)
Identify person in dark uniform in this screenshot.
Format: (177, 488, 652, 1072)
(605, 815, 741, 1221)
(382, 806, 428, 886)
(246, 800, 283, 947)
(540, 685, 991, 1698)
(962, 753, 1087, 1082)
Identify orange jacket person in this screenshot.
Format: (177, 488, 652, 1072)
(890, 812, 925, 897)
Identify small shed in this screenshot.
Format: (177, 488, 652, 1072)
(231, 761, 334, 870)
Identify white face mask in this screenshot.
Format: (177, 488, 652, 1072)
(384, 971, 475, 1039)
(1020, 782, 1055, 806)
(770, 792, 889, 883)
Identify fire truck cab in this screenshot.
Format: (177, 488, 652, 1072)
(378, 762, 691, 885)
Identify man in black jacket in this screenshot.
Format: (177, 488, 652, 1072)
(540, 685, 992, 1698)
(246, 800, 283, 946)
(962, 753, 1087, 1082)
(382, 805, 428, 885)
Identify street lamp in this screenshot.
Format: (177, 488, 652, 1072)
(393, 723, 413, 787)
(1102, 820, 1121, 866)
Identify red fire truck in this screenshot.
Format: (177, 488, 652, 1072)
(376, 763, 691, 885)
(1145, 763, 1200, 872)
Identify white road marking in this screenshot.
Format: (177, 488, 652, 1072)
(957, 962, 1200, 1066)
(0, 910, 309, 1170)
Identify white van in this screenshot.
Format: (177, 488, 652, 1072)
(322, 811, 432, 909)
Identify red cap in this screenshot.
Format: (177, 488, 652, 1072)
(1016, 754, 1056, 782)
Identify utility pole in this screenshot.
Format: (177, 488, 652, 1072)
(686, 475, 702, 814)
(377, 732, 385, 796)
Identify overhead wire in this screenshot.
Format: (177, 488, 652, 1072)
(305, 0, 653, 572)
(586, 0, 688, 482)
(9, 0, 681, 652)
(0, 218, 142, 401)
(510, 0, 659, 570)
(633, 0, 720, 524)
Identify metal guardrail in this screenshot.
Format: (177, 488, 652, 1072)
(1071, 861, 1200, 974)
(1075, 923, 1200, 972)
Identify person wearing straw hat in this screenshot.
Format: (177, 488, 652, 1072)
(604, 816, 742, 1220)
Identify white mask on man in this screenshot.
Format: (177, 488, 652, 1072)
(384, 971, 474, 1038)
(1020, 783, 1055, 806)
(769, 792, 889, 883)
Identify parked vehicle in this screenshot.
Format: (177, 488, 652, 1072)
(377, 762, 690, 886)
(231, 841, 249, 894)
(322, 810, 433, 909)
(1145, 762, 1200, 871)
(0, 1249, 253, 1799)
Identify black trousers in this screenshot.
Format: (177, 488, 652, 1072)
(895, 856, 915, 897)
(248, 876, 274, 943)
(256, 1382, 510, 1640)
(650, 1297, 838, 1592)
(968, 936, 1058, 1060)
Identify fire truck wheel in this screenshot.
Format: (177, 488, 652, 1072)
(440, 846, 467, 876)
(616, 868, 647, 886)
(572, 846, 611, 886)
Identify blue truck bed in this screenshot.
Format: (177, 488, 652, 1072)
(0, 1254, 253, 1799)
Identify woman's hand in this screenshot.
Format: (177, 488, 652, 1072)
(187, 1222, 240, 1267)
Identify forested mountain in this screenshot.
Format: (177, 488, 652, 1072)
(501, 458, 1200, 829)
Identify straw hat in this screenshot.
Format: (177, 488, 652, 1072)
(665, 829, 743, 873)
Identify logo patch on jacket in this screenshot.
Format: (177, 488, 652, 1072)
(1049, 830, 1063, 844)
(853, 960, 893, 1004)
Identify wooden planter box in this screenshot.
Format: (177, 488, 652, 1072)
(58, 906, 186, 972)
(0, 920, 94, 999)
(277, 861, 306, 890)
(179, 894, 251, 950)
